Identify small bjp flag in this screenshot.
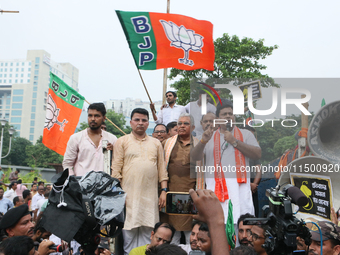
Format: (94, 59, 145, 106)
(42, 73, 85, 155)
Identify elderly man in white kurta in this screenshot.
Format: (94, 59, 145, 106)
(111, 108, 168, 255)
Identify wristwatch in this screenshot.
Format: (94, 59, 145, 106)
(232, 140, 238, 148)
(161, 188, 168, 192)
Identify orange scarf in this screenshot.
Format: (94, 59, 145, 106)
(213, 127, 246, 202)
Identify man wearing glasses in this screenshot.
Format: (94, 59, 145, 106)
(112, 108, 169, 255)
(152, 124, 169, 143)
(247, 225, 267, 255)
(162, 113, 199, 244)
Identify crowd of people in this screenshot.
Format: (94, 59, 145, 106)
(0, 91, 339, 255)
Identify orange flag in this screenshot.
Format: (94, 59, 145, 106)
(116, 10, 215, 71)
(42, 73, 85, 155)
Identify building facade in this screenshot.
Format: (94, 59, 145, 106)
(0, 50, 79, 143)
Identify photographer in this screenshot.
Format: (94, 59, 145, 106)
(246, 225, 267, 255)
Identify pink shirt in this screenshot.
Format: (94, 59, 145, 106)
(16, 184, 27, 197)
(62, 129, 117, 176)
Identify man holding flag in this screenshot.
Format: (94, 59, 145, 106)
(62, 103, 117, 176)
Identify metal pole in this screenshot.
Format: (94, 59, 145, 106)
(0, 126, 4, 165)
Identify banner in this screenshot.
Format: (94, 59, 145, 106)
(42, 73, 85, 155)
(116, 10, 215, 71)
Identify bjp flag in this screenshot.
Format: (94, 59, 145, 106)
(42, 73, 85, 155)
(116, 10, 215, 71)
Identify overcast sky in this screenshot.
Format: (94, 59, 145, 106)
(1, 0, 339, 116)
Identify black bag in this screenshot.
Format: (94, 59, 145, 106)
(42, 169, 125, 255)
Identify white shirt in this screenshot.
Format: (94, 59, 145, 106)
(155, 104, 186, 126)
(4, 189, 16, 202)
(178, 244, 192, 254)
(62, 129, 117, 176)
(203, 128, 260, 224)
(31, 193, 44, 210)
(185, 100, 216, 137)
(36, 198, 48, 215)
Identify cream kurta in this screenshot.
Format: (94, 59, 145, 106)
(111, 133, 168, 230)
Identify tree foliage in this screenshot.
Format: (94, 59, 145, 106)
(79, 110, 131, 138)
(169, 33, 279, 105)
(25, 136, 63, 168)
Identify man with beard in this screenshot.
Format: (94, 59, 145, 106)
(179, 221, 203, 254)
(63, 103, 117, 176)
(197, 223, 212, 255)
(0, 204, 35, 238)
(247, 225, 267, 255)
(150, 91, 186, 126)
(112, 108, 168, 255)
(152, 124, 169, 143)
(237, 213, 255, 246)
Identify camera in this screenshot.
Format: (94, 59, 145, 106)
(243, 184, 311, 255)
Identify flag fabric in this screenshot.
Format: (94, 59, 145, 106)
(226, 200, 236, 249)
(321, 98, 326, 107)
(42, 73, 85, 155)
(116, 10, 215, 71)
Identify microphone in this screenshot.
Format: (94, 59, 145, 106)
(226, 122, 231, 131)
(283, 184, 308, 207)
(49, 245, 64, 252)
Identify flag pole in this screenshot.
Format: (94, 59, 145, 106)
(85, 99, 126, 135)
(137, 69, 157, 114)
(162, 0, 171, 105)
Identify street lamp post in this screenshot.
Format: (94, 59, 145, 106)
(0, 119, 15, 165)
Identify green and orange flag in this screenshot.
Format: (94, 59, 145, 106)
(42, 73, 85, 155)
(116, 10, 215, 71)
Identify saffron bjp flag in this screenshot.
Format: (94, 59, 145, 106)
(116, 10, 215, 71)
(42, 73, 85, 155)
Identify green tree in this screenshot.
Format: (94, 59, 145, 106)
(25, 136, 63, 168)
(79, 110, 131, 138)
(7, 137, 32, 166)
(169, 33, 279, 105)
(273, 135, 297, 158)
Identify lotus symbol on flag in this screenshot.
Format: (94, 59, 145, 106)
(160, 20, 204, 67)
(44, 95, 68, 132)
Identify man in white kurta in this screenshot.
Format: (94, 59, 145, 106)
(192, 100, 261, 227)
(111, 108, 168, 255)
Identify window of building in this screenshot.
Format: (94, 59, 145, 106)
(0, 80, 2, 83)
(0, 63, 3, 66)
(44, 91, 47, 96)
(16, 68, 18, 72)
(32, 93, 37, 99)
(13, 124, 20, 130)
(0, 74, 2, 78)
(4, 74, 6, 78)
(29, 135, 34, 142)
(21, 68, 24, 72)
(35, 64, 39, 69)
(30, 128, 34, 133)
(30, 120, 35, 126)
(9, 74, 12, 77)
(9, 79, 11, 83)
(33, 82, 38, 85)
(15, 79, 17, 83)
(16, 63, 19, 66)
(10, 68, 12, 72)
(27, 79, 30, 83)
(11, 117, 21, 123)
(15, 74, 18, 77)
(4, 80, 6, 83)
(31, 113, 35, 119)
(29, 62, 31, 66)
(4, 68, 7, 72)
(31, 106, 36, 112)
(34, 70, 39, 75)
(20, 79, 23, 83)
(0, 68, 2, 72)
(10, 63, 13, 66)
(12, 103, 22, 109)
(28, 74, 31, 77)
(44, 98, 47, 103)
(13, 89, 23, 95)
(21, 74, 23, 77)
(35, 57, 40, 63)
(33, 87, 37, 91)
(12, 96, 23, 102)
(5, 113, 9, 118)
(34, 76, 38, 80)
(32, 99, 36, 105)
(22, 62, 25, 66)
(44, 105, 46, 110)
(5, 63, 7, 66)
(11, 110, 22, 116)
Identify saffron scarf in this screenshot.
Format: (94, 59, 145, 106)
(213, 127, 246, 202)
